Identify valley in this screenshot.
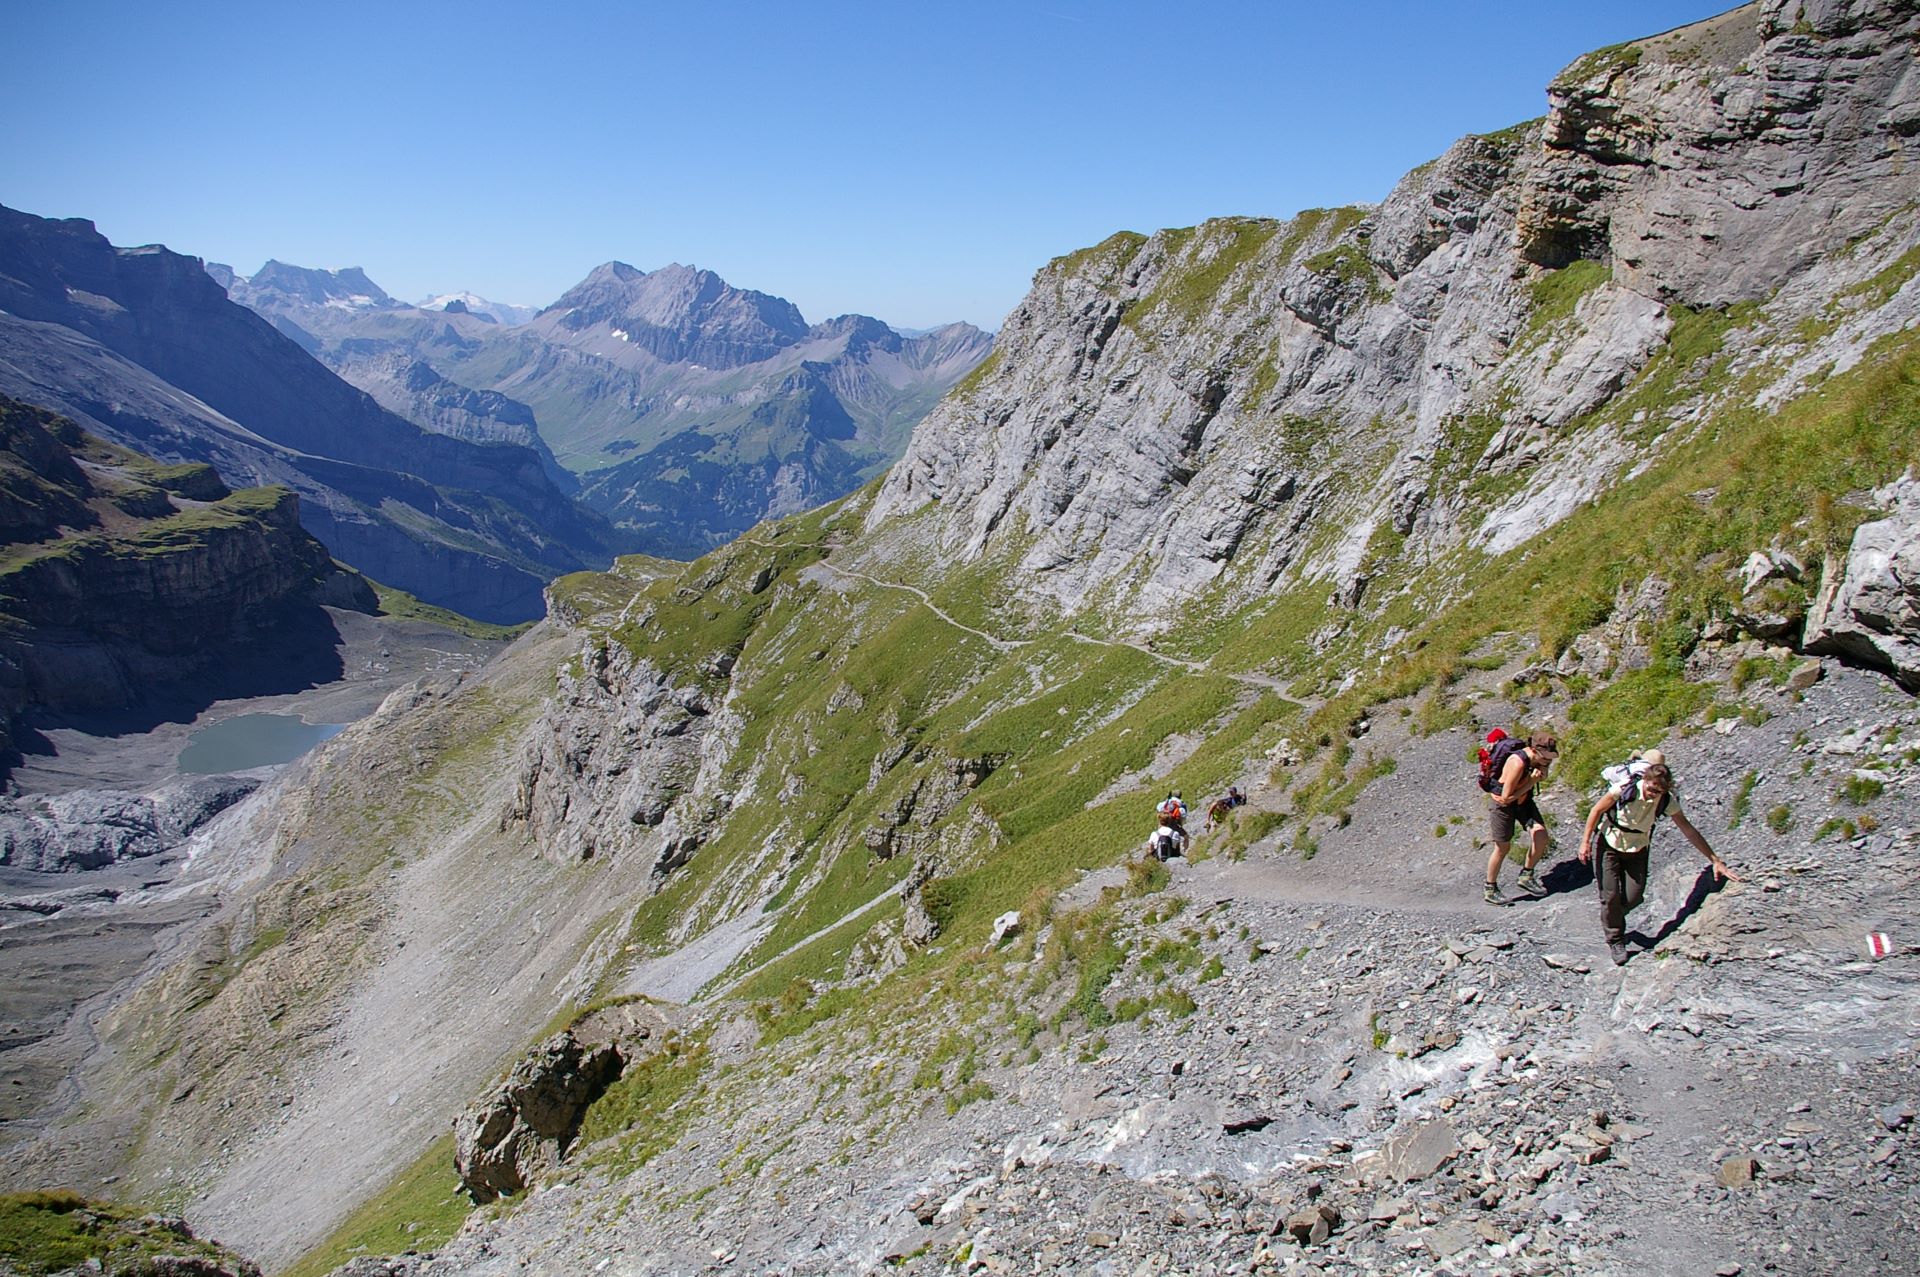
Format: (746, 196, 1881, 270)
(2, 3, 1918, 1276)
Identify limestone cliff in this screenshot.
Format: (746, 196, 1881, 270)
(868, 0, 1920, 628)
(0, 397, 368, 772)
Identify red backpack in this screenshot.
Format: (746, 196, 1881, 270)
(1476, 730, 1527, 794)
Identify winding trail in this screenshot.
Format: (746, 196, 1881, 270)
(622, 541, 1332, 1010)
(785, 548, 1316, 710)
(705, 888, 899, 1002)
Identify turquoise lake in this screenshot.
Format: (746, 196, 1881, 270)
(177, 714, 346, 774)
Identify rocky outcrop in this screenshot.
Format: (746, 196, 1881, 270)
(867, 0, 1920, 628)
(0, 776, 259, 872)
(1805, 474, 1920, 688)
(1519, 0, 1920, 303)
(0, 398, 374, 768)
(452, 1028, 625, 1202)
(506, 639, 714, 870)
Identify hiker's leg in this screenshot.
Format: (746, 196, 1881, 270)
(1620, 851, 1649, 917)
(1486, 804, 1516, 885)
(1598, 847, 1630, 946)
(1524, 821, 1549, 870)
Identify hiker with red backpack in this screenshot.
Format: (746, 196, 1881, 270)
(1578, 751, 1736, 966)
(1481, 730, 1557, 905)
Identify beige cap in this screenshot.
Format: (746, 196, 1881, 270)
(1640, 748, 1666, 766)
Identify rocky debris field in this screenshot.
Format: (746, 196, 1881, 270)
(0, 776, 261, 875)
(327, 657, 1917, 1277)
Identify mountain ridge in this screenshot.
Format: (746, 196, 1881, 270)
(0, 205, 613, 621)
(3, 4, 1917, 1276)
(227, 254, 993, 555)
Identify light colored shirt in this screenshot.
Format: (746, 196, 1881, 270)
(1601, 783, 1684, 852)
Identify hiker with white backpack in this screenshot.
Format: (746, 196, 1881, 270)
(1578, 749, 1737, 966)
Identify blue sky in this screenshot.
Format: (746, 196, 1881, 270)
(4, 1, 1735, 330)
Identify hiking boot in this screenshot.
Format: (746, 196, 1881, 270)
(1610, 941, 1630, 967)
(1516, 866, 1541, 896)
(1484, 881, 1507, 906)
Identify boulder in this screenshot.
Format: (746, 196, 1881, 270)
(453, 1030, 624, 1202)
(1804, 475, 1920, 688)
(1381, 1118, 1459, 1183)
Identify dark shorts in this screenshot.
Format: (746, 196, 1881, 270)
(1489, 796, 1543, 843)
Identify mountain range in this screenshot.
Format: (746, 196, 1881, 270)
(0, 207, 611, 622)
(223, 258, 993, 556)
(3, 3, 1918, 1276)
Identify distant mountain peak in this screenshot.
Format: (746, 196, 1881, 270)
(418, 292, 537, 326)
(244, 261, 394, 310)
(541, 260, 811, 368)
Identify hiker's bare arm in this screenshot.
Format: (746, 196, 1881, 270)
(1579, 793, 1615, 864)
(1495, 756, 1530, 805)
(1671, 812, 1737, 881)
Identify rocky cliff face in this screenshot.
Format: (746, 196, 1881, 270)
(8, 5, 1920, 1276)
(0, 398, 371, 769)
(868, 0, 1920, 627)
(506, 636, 717, 874)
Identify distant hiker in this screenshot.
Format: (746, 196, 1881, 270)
(1152, 791, 1188, 859)
(1483, 731, 1557, 905)
(1205, 786, 1246, 831)
(1578, 754, 1735, 966)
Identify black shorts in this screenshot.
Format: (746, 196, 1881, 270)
(1489, 796, 1543, 843)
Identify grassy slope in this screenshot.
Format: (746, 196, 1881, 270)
(538, 217, 1920, 1176)
(222, 202, 1918, 1266)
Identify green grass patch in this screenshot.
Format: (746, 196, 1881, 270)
(1730, 653, 1796, 692)
(370, 580, 532, 640)
(1303, 243, 1386, 298)
(1524, 260, 1612, 343)
(0, 1190, 251, 1276)
(576, 1033, 711, 1174)
(281, 1136, 470, 1277)
(1554, 40, 1643, 89)
(1729, 770, 1759, 829)
(1049, 231, 1150, 281)
(1154, 988, 1198, 1019)
(1563, 659, 1714, 792)
(1838, 775, 1884, 805)
(754, 980, 865, 1049)
(1132, 218, 1282, 325)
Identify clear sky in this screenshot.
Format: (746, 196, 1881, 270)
(4, 1, 1737, 331)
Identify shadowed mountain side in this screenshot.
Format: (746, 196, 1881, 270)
(0, 398, 364, 778)
(0, 207, 613, 620)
